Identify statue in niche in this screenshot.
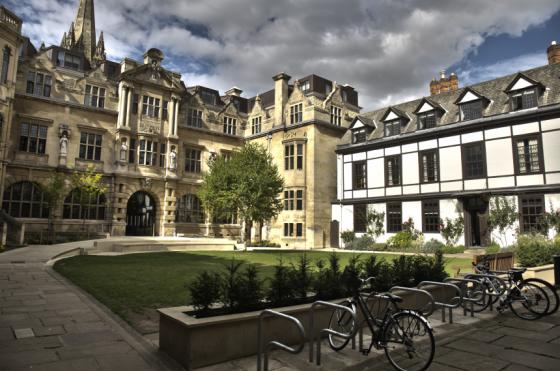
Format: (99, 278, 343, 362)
(169, 146, 177, 170)
(120, 139, 128, 162)
(59, 132, 68, 156)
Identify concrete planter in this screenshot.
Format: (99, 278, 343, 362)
(158, 302, 333, 370)
(523, 264, 555, 284)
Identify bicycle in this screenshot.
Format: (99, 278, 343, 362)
(470, 257, 558, 316)
(465, 259, 551, 320)
(327, 277, 435, 371)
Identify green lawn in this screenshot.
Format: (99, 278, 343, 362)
(53, 250, 473, 333)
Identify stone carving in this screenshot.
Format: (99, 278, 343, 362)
(139, 117, 161, 134)
(169, 146, 177, 170)
(120, 139, 128, 162)
(59, 133, 68, 156)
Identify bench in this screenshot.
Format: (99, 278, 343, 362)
(473, 252, 514, 271)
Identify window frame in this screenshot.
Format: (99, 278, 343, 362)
(352, 160, 367, 190)
(510, 87, 538, 111)
(290, 103, 303, 125)
(223, 116, 237, 135)
(386, 202, 402, 233)
(138, 139, 158, 166)
(330, 105, 342, 126)
(512, 134, 544, 175)
(417, 110, 437, 130)
(1, 46, 10, 84)
(79, 132, 103, 161)
(19, 122, 47, 155)
(353, 204, 367, 233)
(251, 116, 262, 134)
(462, 141, 487, 179)
(84, 84, 106, 108)
(518, 194, 546, 234)
(352, 128, 367, 144)
(384, 119, 401, 137)
(422, 200, 440, 233)
(175, 194, 205, 223)
(459, 100, 483, 121)
(385, 155, 401, 187)
(418, 149, 439, 184)
(187, 108, 203, 128)
(62, 188, 106, 220)
(142, 95, 161, 118)
(184, 147, 202, 173)
(2, 181, 49, 219)
(26, 71, 52, 97)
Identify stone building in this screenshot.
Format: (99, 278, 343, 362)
(333, 43, 560, 247)
(0, 0, 359, 246)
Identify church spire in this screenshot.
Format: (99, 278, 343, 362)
(93, 31, 106, 65)
(72, 0, 96, 62)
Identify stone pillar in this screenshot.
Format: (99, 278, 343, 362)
(117, 83, 126, 127)
(125, 87, 133, 128)
(168, 99, 175, 136)
(1, 222, 7, 247)
(174, 99, 179, 135)
(17, 224, 25, 245)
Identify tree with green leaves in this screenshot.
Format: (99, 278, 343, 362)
(198, 143, 284, 242)
(71, 165, 107, 236)
(42, 170, 67, 244)
(487, 196, 518, 246)
(367, 209, 385, 242)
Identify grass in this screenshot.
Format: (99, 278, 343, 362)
(53, 250, 473, 332)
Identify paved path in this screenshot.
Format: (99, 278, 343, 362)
(0, 242, 180, 371)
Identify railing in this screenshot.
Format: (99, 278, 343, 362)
(308, 300, 356, 366)
(0, 6, 22, 32)
(389, 286, 436, 317)
(417, 281, 462, 323)
(257, 309, 306, 371)
(444, 277, 486, 317)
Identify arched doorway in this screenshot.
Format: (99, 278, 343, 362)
(126, 191, 156, 236)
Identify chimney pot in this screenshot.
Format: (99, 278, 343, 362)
(552, 41, 557, 45)
(440, 70, 446, 79)
(547, 41, 560, 65)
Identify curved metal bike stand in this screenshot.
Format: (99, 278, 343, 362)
(309, 300, 356, 366)
(444, 277, 486, 317)
(464, 273, 507, 312)
(417, 281, 462, 323)
(257, 309, 306, 371)
(389, 286, 436, 317)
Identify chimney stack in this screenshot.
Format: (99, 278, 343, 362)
(429, 70, 459, 96)
(547, 41, 560, 65)
(272, 72, 291, 125)
(225, 87, 243, 97)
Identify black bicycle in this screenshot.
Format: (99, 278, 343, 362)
(327, 278, 435, 371)
(466, 258, 554, 320)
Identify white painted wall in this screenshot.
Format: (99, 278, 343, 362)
(489, 195, 519, 247)
(439, 199, 465, 246)
(402, 152, 419, 184)
(343, 162, 352, 190)
(543, 130, 560, 172)
(402, 201, 423, 232)
(486, 138, 514, 176)
(545, 193, 560, 239)
(439, 146, 462, 181)
(368, 158, 384, 188)
(337, 155, 343, 199)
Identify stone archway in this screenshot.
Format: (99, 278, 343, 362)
(126, 191, 157, 236)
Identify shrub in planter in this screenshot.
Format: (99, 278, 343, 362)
(236, 265, 263, 311)
(290, 253, 313, 299)
(220, 260, 246, 310)
(360, 255, 393, 291)
(267, 259, 297, 306)
(189, 271, 222, 313)
(314, 253, 344, 300)
(341, 255, 362, 294)
(515, 234, 555, 267)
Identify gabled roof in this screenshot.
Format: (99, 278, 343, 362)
(381, 106, 409, 122)
(504, 72, 544, 92)
(349, 116, 375, 130)
(453, 87, 489, 104)
(413, 97, 445, 114)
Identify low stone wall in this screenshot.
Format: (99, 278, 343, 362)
(158, 284, 458, 370)
(523, 264, 555, 284)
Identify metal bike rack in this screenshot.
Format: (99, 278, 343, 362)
(444, 277, 486, 317)
(464, 273, 507, 312)
(417, 281, 462, 323)
(257, 309, 306, 371)
(389, 286, 436, 317)
(309, 300, 356, 366)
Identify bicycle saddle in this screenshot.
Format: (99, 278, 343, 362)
(509, 267, 527, 274)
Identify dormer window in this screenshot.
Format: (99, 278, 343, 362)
(418, 111, 436, 130)
(57, 51, 81, 70)
(460, 100, 483, 121)
(352, 128, 367, 144)
(300, 80, 310, 92)
(200, 90, 216, 105)
(511, 87, 537, 111)
(384, 119, 401, 137)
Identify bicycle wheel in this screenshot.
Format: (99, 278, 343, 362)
(508, 282, 550, 320)
(327, 300, 356, 351)
(382, 311, 435, 371)
(523, 278, 559, 315)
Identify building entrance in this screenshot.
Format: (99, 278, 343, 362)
(126, 192, 156, 236)
(462, 196, 490, 247)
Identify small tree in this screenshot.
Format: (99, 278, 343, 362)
(198, 143, 284, 243)
(439, 216, 464, 246)
(367, 209, 385, 242)
(42, 171, 67, 244)
(540, 202, 560, 237)
(487, 196, 518, 246)
(71, 165, 107, 236)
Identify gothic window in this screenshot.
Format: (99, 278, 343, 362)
(79, 132, 102, 161)
(184, 147, 202, 173)
(187, 109, 203, 128)
(176, 194, 204, 223)
(142, 96, 160, 118)
(62, 188, 106, 220)
(19, 123, 47, 154)
(462, 142, 486, 179)
(213, 210, 238, 224)
(159, 143, 166, 168)
(2, 182, 48, 218)
(223, 116, 237, 135)
(353, 161, 367, 189)
(514, 135, 543, 174)
(251, 116, 262, 134)
(284, 189, 304, 211)
(84, 84, 106, 108)
(162, 100, 169, 120)
(26, 71, 51, 97)
(330, 106, 342, 126)
(57, 52, 81, 70)
(138, 139, 158, 166)
(385, 155, 401, 187)
(128, 138, 136, 164)
(290, 103, 302, 124)
(419, 150, 439, 183)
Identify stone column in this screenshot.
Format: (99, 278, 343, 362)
(117, 83, 126, 127)
(168, 99, 175, 136)
(173, 98, 179, 135)
(125, 87, 133, 128)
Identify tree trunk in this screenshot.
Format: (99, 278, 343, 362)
(245, 219, 253, 244)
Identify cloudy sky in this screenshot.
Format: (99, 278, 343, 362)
(8, 0, 560, 111)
